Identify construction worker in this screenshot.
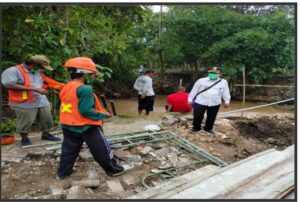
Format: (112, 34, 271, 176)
(165, 86, 192, 113)
(56, 57, 125, 179)
(1, 55, 64, 147)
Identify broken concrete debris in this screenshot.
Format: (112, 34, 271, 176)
(161, 115, 179, 126)
(106, 180, 125, 193)
(113, 149, 142, 164)
(263, 138, 280, 145)
(152, 143, 167, 149)
(2, 153, 27, 163)
(66, 186, 87, 199)
(122, 176, 136, 187)
(79, 150, 93, 162)
(49, 184, 65, 199)
(87, 170, 99, 181)
(71, 180, 100, 188)
(139, 146, 153, 156)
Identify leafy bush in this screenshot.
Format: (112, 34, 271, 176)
(2, 119, 17, 133)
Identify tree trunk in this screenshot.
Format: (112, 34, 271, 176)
(118, 54, 123, 71)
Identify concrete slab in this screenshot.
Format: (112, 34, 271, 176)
(169, 146, 294, 199)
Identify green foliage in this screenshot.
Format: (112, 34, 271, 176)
(2, 5, 295, 98)
(1, 119, 17, 133)
(95, 64, 113, 83)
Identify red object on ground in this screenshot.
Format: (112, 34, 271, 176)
(167, 91, 192, 112)
(1, 136, 15, 145)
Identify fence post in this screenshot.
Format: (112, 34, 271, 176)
(179, 78, 183, 88)
(241, 67, 246, 119)
(110, 100, 117, 116)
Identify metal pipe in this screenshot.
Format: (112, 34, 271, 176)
(234, 84, 294, 88)
(219, 98, 294, 116)
(169, 134, 228, 167)
(111, 136, 175, 148)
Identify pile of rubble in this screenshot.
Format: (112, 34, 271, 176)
(114, 143, 195, 173)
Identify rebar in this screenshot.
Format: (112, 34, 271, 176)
(142, 160, 207, 188)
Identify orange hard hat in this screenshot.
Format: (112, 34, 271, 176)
(64, 57, 98, 73)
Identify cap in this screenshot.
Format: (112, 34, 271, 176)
(30, 55, 53, 71)
(208, 66, 222, 74)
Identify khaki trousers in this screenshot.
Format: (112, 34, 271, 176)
(14, 106, 53, 134)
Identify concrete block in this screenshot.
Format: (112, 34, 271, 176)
(126, 155, 142, 163)
(107, 180, 124, 193)
(155, 148, 169, 157)
(139, 146, 153, 156)
(49, 184, 65, 199)
(87, 170, 99, 180)
(66, 186, 86, 199)
(71, 180, 100, 188)
(179, 117, 188, 125)
(113, 149, 131, 160)
(152, 143, 167, 149)
(114, 149, 142, 163)
(79, 150, 93, 162)
(33, 194, 55, 199)
(122, 176, 136, 186)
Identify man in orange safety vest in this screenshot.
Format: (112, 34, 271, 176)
(1, 55, 64, 147)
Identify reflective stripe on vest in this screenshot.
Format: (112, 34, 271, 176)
(8, 65, 35, 103)
(59, 80, 104, 126)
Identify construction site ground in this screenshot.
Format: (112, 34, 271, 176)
(1, 112, 295, 199)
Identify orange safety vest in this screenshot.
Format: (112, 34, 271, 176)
(7, 65, 65, 103)
(59, 80, 106, 126)
(8, 65, 35, 103)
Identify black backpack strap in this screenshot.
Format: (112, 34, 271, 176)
(192, 79, 222, 102)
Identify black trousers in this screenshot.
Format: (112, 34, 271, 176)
(138, 95, 155, 112)
(192, 103, 220, 131)
(57, 126, 122, 177)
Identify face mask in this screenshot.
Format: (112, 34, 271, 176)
(208, 73, 219, 80)
(84, 74, 94, 85)
(30, 69, 40, 74)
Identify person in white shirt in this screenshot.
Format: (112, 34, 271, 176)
(188, 66, 230, 134)
(133, 69, 155, 115)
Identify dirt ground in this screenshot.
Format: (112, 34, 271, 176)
(1, 113, 295, 199)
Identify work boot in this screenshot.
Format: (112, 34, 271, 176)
(107, 165, 125, 177)
(202, 130, 215, 135)
(21, 138, 32, 147)
(189, 128, 200, 134)
(41, 134, 61, 141)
